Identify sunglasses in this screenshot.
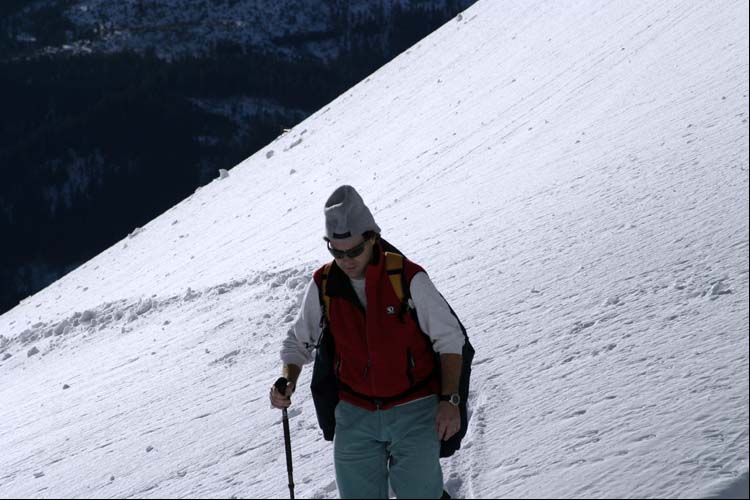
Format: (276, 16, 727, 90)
(327, 239, 369, 259)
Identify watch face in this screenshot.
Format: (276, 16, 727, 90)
(449, 394, 461, 406)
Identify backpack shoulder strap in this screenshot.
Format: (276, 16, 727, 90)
(384, 252, 418, 322)
(385, 252, 406, 302)
(314, 262, 334, 332)
(321, 262, 333, 323)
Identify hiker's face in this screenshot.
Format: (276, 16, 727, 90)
(329, 235, 375, 279)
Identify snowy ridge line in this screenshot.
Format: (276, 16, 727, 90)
(0, 263, 316, 363)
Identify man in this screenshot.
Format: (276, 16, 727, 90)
(270, 185, 465, 499)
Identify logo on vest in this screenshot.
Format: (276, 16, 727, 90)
(386, 305, 397, 315)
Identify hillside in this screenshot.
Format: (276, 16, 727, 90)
(0, 0, 747, 498)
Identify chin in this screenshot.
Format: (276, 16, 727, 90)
(345, 268, 363, 278)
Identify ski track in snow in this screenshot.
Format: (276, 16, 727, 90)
(1, 0, 748, 498)
(0, 266, 314, 361)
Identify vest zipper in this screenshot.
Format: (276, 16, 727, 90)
(407, 349, 415, 386)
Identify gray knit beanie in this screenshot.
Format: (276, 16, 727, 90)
(324, 185, 381, 240)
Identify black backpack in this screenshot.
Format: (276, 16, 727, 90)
(310, 240, 474, 458)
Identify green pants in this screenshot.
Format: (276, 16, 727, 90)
(333, 396, 443, 499)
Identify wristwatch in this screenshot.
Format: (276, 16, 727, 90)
(439, 393, 461, 406)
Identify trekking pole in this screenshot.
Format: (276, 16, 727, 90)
(274, 377, 295, 499)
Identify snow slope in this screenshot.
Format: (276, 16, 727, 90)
(1, 0, 748, 498)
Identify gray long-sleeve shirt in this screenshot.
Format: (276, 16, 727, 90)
(280, 271, 465, 367)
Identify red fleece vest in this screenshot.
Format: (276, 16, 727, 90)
(314, 249, 440, 411)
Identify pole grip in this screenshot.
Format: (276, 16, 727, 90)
(274, 377, 289, 395)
